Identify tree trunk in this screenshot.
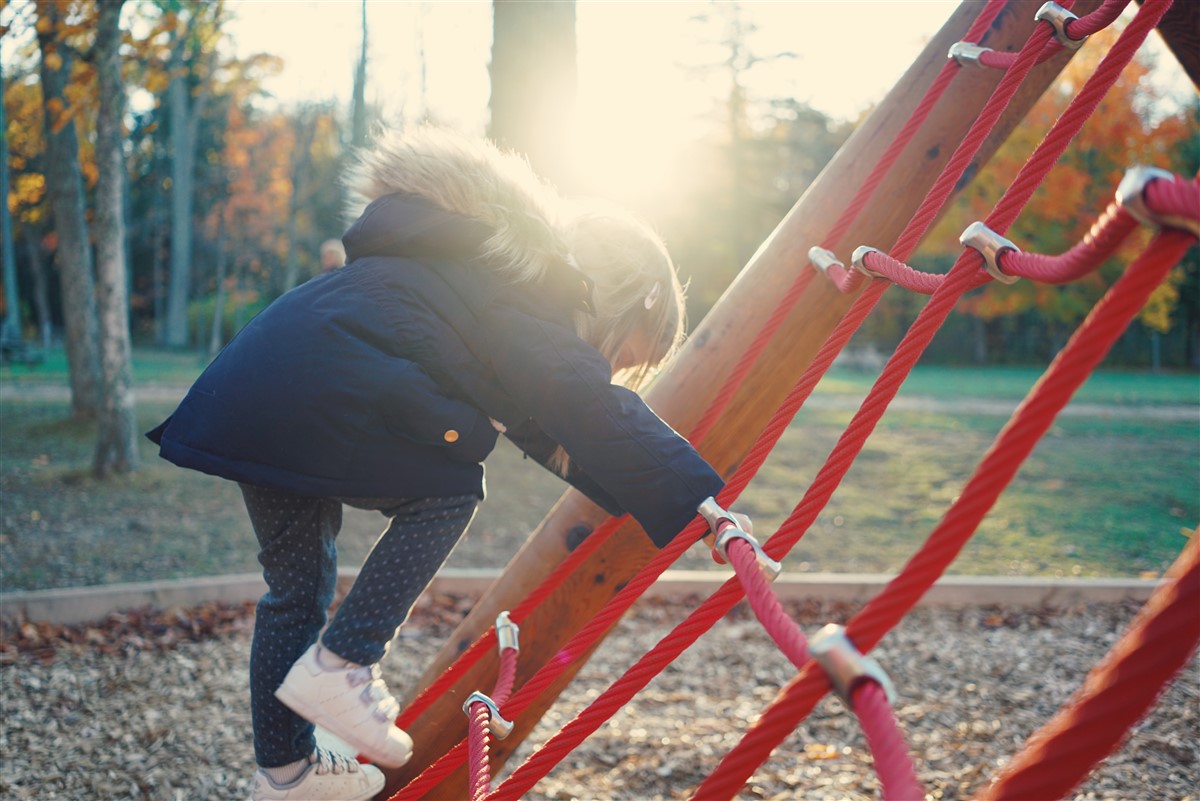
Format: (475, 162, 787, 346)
(1, 68, 21, 342)
(489, 0, 577, 185)
(93, 0, 140, 477)
(282, 111, 317, 293)
(22, 227, 52, 352)
(351, 0, 368, 149)
(208, 213, 228, 358)
(164, 37, 196, 349)
(36, 2, 100, 418)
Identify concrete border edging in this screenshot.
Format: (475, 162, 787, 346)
(0, 569, 1160, 626)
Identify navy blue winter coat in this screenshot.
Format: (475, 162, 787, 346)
(148, 192, 724, 547)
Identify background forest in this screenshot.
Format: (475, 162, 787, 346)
(1, 0, 1197, 483)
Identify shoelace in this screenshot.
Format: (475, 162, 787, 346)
(349, 664, 401, 723)
(311, 746, 360, 776)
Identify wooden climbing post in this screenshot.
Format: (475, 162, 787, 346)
(381, 1, 1106, 797)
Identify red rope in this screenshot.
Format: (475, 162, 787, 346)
(979, 536, 1200, 801)
(978, 0, 1131, 70)
(691, 226, 1196, 800)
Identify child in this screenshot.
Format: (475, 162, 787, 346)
(148, 127, 742, 801)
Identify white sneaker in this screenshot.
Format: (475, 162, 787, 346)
(249, 748, 384, 800)
(275, 644, 414, 769)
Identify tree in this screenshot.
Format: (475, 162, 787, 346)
(35, 0, 100, 418)
(350, 0, 367, 150)
(92, 0, 139, 475)
(1, 65, 21, 343)
(489, 0, 577, 185)
(163, 0, 223, 348)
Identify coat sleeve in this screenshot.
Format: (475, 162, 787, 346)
(486, 307, 724, 547)
(502, 417, 625, 518)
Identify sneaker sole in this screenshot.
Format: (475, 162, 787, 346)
(247, 770, 383, 801)
(274, 684, 413, 769)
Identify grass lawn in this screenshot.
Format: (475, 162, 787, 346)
(0, 353, 1196, 591)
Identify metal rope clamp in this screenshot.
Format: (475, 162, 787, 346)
(960, 221, 1020, 284)
(696, 497, 782, 581)
(495, 611, 520, 653)
(1116, 166, 1198, 238)
(462, 691, 514, 739)
(948, 41, 993, 66)
(809, 623, 897, 705)
(851, 246, 889, 280)
(1034, 2, 1088, 50)
(808, 246, 845, 275)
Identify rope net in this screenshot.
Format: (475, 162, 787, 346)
(392, 0, 1198, 798)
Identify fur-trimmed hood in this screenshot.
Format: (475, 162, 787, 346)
(345, 127, 571, 287)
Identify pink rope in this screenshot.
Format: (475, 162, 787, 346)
(852, 682, 923, 801)
(977, 0, 1131, 70)
(466, 645, 520, 801)
(728, 536, 922, 800)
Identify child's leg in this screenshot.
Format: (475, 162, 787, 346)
(240, 483, 343, 768)
(321, 494, 478, 665)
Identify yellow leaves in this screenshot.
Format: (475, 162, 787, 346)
(81, 161, 99, 189)
(12, 173, 47, 211)
(43, 50, 64, 72)
(1138, 267, 1183, 334)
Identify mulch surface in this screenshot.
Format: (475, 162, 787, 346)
(1, 594, 1196, 800)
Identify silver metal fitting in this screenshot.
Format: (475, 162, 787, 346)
(809, 624, 897, 705)
(495, 611, 520, 653)
(716, 526, 782, 581)
(1035, 2, 1087, 50)
(808, 246, 844, 274)
(960, 221, 1020, 284)
(948, 41, 993, 66)
(696, 497, 782, 581)
(463, 691, 514, 739)
(1116, 166, 1198, 238)
(851, 246, 888, 280)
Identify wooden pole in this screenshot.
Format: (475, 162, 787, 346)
(1142, 0, 1200, 90)
(382, 1, 1104, 797)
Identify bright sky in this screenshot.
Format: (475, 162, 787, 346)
(225, 1, 962, 123)
(222, 0, 1192, 200)
(222, 0, 963, 197)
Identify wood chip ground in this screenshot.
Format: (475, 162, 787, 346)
(2, 595, 1196, 800)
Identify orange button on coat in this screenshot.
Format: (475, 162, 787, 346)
(443, 430, 460, 443)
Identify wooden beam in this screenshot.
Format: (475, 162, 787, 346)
(1142, 0, 1200, 91)
(380, 2, 1104, 797)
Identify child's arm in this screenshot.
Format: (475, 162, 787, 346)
(501, 417, 626, 518)
(486, 307, 724, 548)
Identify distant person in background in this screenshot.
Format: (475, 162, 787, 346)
(319, 239, 345, 273)
(147, 127, 747, 801)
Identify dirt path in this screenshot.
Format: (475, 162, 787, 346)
(4, 380, 1196, 420)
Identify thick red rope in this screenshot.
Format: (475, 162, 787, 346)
(691, 226, 1196, 800)
(979, 536, 1200, 801)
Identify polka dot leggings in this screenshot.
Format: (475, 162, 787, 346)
(239, 483, 478, 767)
